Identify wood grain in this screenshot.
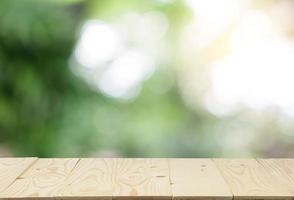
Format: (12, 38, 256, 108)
(112, 158, 171, 200)
(0, 157, 36, 193)
(169, 159, 232, 200)
(55, 158, 171, 200)
(257, 159, 294, 196)
(0, 158, 293, 200)
(0, 158, 79, 199)
(214, 159, 293, 199)
(54, 158, 113, 200)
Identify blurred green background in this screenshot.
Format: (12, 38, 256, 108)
(0, 0, 293, 157)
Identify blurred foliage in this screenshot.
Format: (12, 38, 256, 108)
(0, 0, 86, 156)
(0, 0, 214, 157)
(0, 0, 293, 157)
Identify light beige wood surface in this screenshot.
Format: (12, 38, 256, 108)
(257, 159, 294, 196)
(55, 158, 113, 199)
(55, 158, 171, 200)
(112, 158, 171, 200)
(169, 159, 232, 200)
(0, 158, 294, 200)
(0, 158, 79, 199)
(214, 159, 293, 199)
(0, 158, 36, 193)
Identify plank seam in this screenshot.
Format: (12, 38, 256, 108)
(212, 159, 234, 200)
(0, 157, 39, 193)
(16, 158, 39, 178)
(167, 159, 173, 200)
(70, 158, 81, 173)
(64, 158, 83, 183)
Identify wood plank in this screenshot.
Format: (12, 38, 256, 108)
(0, 158, 293, 200)
(0, 157, 37, 193)
(55, 158, 114, 200)
(169, 159, 232, 200)
(0, 158, 79, 199)
(257, 159, 294, 196)
(213, 159, 293, 199)
(56, 158, 171, 200)
(112, 158, 171, 200)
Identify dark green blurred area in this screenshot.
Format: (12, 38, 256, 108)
(0, 0, 293, 157)
(0, 0, 206, 157)
(0, 0, 82, 156)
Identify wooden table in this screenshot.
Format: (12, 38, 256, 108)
(0, 158, 293, 199)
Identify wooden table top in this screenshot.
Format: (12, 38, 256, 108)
(0, 158, 293, 199)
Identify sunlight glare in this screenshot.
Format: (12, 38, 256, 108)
(210, 11, 294, 115)
(185, 0, 243, 47)
(75, 20, 122, 68)
(97, 49, 155, 99)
